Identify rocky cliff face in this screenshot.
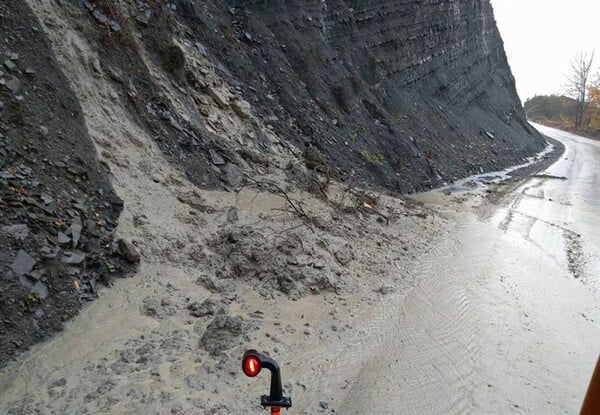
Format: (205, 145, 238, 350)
(180, 0, 544, 191)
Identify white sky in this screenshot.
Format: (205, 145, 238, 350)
(490, 0, 600, 102)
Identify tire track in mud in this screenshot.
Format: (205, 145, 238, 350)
(325, 221, 489, 415)
(495, 176, 589, 285)
(344, 125, 600, 415)
(333, 199, 599, 414)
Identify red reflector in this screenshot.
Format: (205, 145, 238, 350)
(243, 355, 261, 377)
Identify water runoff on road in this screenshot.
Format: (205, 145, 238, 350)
(336, 123, 599, 414)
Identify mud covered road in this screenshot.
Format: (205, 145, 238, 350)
(1, 124, 597, 415)
(339, 124, 600, 414)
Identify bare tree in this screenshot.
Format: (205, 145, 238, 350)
(565, 51, 595, 129)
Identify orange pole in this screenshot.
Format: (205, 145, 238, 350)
(581, 357, 600, 415)
(271, 407, 281, 415)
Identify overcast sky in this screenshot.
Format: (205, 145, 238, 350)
(490, 0, 600, 103)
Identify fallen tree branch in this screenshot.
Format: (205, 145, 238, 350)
(248, 179, 315, 232)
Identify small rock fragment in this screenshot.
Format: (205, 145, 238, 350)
(31, 281, 48, 299)
(39, 245, 59, 259)
(57, 232, 70, 245)
(264, 115, 279, 124)
(11, 250, 36, 276)
(221, 163, 244, 191)
(109, 21, 121, 32)
(375, 285, 394, 295)
(199, 315, 246, 356)
(48, 378, 67, 389)
(207, 85, 229, 108)
(62, 251, 86, 265)
(169, 116, 183, 131)
(28, 269, 45, 281)
(187, 298, 225, 317)
(2, 224, 29, 241)
(136, 10, 152, 25)
(5, 76, 21, 94)
(4, 60, 16, 71)
(226, 207, 239, 222)
(40, 193, 53, 204)
(117, 238, 141, 263)
(209, 149, 226, 166)
(195, 42, 207, 56)
(92, 9, 108, 24)
(334, 245, 354, 266)
(231, 98, 251, 118)
(70, 217, 83, 248)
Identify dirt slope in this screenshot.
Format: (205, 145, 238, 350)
(177, 0, 545, 191)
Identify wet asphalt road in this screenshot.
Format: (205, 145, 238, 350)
(337, 124, 599, 414)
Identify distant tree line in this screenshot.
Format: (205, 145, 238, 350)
(525, 51, 600, 137)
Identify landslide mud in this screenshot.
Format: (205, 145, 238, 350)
(2, 121, 596, 414)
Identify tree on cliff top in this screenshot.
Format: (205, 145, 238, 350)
(564, 51, 595, 129)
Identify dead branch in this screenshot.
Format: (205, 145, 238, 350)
(248, 179, 315, 232)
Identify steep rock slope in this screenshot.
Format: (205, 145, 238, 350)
(0, 2, 132, 366)
(181, 0, 544, 191)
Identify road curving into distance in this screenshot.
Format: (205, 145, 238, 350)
(337, 123, 600, 414)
